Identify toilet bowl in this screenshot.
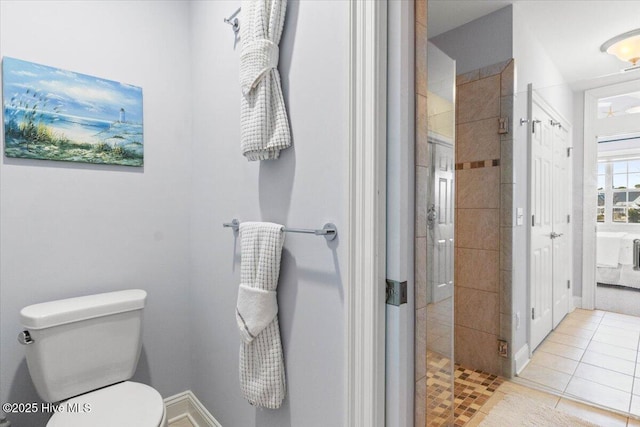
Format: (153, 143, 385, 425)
(19, 290, 167, 427)
(46, 382, 167, 427)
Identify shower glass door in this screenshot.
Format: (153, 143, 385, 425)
(424, 42, 456, 426)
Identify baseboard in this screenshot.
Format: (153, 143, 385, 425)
(514, 343, 530, 375)
(164, 390, 221, 427)
(573, 296, 582, 309)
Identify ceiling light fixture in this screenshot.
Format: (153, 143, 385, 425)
(601, 29, 640, 66)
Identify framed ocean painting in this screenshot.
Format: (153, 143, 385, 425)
(2, 57, 143, 166)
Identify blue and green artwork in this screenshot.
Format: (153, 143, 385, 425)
(2, 57, 143, 166)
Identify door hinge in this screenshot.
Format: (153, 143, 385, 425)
(531, 307, 535, 319)
(567, 214, 571, 223)
(532, 215, 535, 227)
(386, 280, 407, 306)
(567, 147, 573, 157)
(567, 279, 571, 289)
(498, 117, 509, 135)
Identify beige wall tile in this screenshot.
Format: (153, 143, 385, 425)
(456, 247, 499, 292)
(415, 376, 426, 427)
(415, 0, 426, 27)
(500, 60, 515, 97)
(416, 307, 427, 380)
(479, 60, 511, 79)
(500, 138, 514, 183)
(500, 227, 513, 271)
(456, 209, 500, 250)
(500, 312, 511, 341)
(457, 69, 479, 86)
(456, 287, 499, 335)
(416, 166, 428, 238)
(416, 22, 427, 97)
(457, 167, 500, 209)
(500, 94, 514, 123)
(456, 118, 500, 163)
(500, 184, 514, 227)
(457, 75, 501, 124)
(500, 270, 512, 315)
(415, 237, 427, 309)
(455, 325, 500, 374)
(416, 95, 429, 167)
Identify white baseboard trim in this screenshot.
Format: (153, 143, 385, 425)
(514, 343, 530, 375)
(573, 296, 582, 309)
(164, 390, 221, 427)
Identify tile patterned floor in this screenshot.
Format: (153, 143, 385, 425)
(519, 308, 640, 417)
(465, 380, 639, 427)
(423, 352, 503, 427)
(453, 366, 503, 426)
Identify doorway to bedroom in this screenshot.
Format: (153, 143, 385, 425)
(583, 80, 640, 317)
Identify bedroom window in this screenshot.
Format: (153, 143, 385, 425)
(597, 134, 640, 225)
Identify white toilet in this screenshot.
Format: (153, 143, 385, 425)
(19, 289, 168, 427)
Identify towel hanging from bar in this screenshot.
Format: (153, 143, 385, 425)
(239, 0, 291, 161)
(236, 222, 286, 408)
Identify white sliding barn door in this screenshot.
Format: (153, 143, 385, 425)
(529, 91, 573, 352)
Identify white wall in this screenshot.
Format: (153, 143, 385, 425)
(511, 3, 574, 354)
(188, 1, 349, 426)
(0, 1, 193, 425)
(430, 6, 513, 76)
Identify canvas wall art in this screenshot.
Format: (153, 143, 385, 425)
(2, 57, 143, 166)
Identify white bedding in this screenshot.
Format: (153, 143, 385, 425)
(596, 233, 640, 289)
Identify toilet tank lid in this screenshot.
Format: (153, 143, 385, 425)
(20, 289, 147, 330)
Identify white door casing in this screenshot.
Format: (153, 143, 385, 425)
(346, 1, 387, 426)
(583, 79, 640, 310)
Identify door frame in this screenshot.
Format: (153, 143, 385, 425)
(528, 87, 573, 354)
(582, 79, 640, 310)
(346, 1, 388, 426)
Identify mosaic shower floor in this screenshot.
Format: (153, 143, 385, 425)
(425, 350, 504, 427)
(424, 350, 638, 426)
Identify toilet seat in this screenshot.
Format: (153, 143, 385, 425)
(47, 381, 165, 427)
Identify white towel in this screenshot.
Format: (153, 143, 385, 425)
(597, 232, 627, 267)
(237, 221, 286, 408)
(240, 0, 291, 161)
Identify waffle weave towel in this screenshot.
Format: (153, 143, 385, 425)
(239, 0, 291, 161)
(237, 222, 286, 408)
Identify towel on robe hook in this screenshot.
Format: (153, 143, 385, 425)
(239, 0, 291, 161)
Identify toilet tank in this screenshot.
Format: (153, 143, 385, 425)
(19, 289, 147, 402)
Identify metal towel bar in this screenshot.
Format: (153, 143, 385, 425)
(223, 219, 337, 241)
(634, 239, 640, 270)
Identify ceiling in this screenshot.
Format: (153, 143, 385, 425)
(428, 1, 640, 89)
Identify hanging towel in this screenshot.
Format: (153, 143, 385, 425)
(597, 232, 627, 267)
(239, 0, 291, 161)
(236, 222, 286, 408)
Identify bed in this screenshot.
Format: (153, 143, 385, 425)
(596, 232, 640, 290)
